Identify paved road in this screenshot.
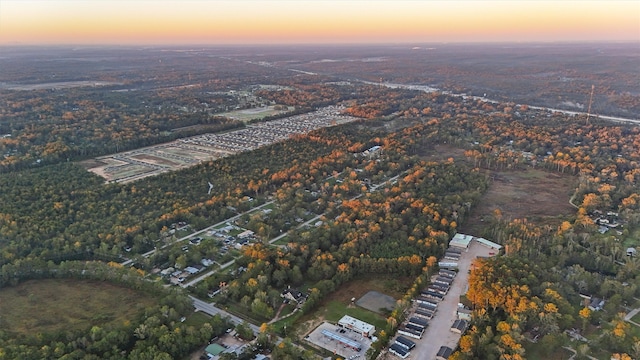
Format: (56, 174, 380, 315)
(181, 259, 236, 288)
(360, 80, 640, 126)
(121, 201, 275, 266)
(624, 307, 640, 327)
(407, 240, 494, 360)
(190, 295, 261, 334)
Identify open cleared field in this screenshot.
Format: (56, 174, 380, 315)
(0, 279, 157, 337)
(461, 168, 577, 234)
(356, 290, 396, 314)
(0, 80, 122, 90)
(218, 105, 290, 122)
(418, 143, 471, 163)
(324, 275, 413, 304)
(81, 106, 356, 183)
(524, 342, 574, 360)
(131, 153, 182, 167)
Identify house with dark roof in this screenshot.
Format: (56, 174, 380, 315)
(451, 319, 468, 334)
(281, 288, 308, 304)
(394, 336, 416, 350)
(588, 297, 605, 311)
(436, 346, 453, 360)
(389, 343, 410, 359)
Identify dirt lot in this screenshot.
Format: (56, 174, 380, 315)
(325, 275, 413, 304)
(417, 144, 470, 163)
(131, 153, 180, 166)
(461, 168, 577, 234)
(78, 158, 108, 170)
(356, 290, 396, 314)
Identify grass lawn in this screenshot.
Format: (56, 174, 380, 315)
(632, 312, 640, 324)
(278, 303, 297, 318)
(0, 279, 157, 337)
(184, 311, 213, 327)
(272, 236, 290, 246)
(524, 341, 573, 360)
(622, 227, 640, 248)
(175, 229, 192, 238)
(223, 302, 270, 325)
(628, 321, 640, 338)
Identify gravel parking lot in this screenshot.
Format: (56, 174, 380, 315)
(402, 240, 496, 360)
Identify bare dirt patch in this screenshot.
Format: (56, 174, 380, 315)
(78, 158, 108, 170)
(356, 290, 396, 314)
(131, 153, 180, 167)
(418, 144, 471, 163)
(326, 274, 413, 304)
(461, 168, 577, 234)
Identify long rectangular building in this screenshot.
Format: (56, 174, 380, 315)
(418, 302, 438, 311)
(439, 269, 457, 278)
(415, 308, 434, 319)
(321, 330, 362, 351)
(428, 285, 448, 295)
(435, 276, 454, 285)
(408, 317, 429, 328)
(398, 325, 423, 339)
(394, 336, 416, 350)
(338, 315, 375, 337)
(389, 343, 410, 359)
(416, 296, 439, 308)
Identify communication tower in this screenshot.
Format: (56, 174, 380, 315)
(586, 85, 595, 124)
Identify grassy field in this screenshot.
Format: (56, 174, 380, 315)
(524, 341, 573, 360)
(460, 167, 577, 234)
(183, 311, 213, 328)
(272, 235, 289, 246)
(218, 106, 290, 122)
(623, 227, 640, 248)
(322, 300, 386, 329)
(0, 279, 157, 337)
(632, 312, 640, 324)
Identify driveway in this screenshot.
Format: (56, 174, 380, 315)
(405, 240, 495, 359)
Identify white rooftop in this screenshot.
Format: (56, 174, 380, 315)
(474, 237, 503, 250)
(338, 315, 375, 334)
(450, 233, 473, 248)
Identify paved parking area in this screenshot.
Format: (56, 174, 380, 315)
(405, 240, 495, 360)
(305, 322, 370, 359)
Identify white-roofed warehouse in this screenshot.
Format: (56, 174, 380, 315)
(338, 315, 376, 337)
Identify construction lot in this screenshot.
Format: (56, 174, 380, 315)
(461, 168, 576, 234)
(84, 106, 357, 183)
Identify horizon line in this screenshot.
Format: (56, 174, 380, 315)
(2, 40, 639, 48)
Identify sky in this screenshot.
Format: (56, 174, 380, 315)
(0, 0, 638, 45)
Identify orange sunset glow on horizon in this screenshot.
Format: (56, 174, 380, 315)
(0, 0, 638, 45)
